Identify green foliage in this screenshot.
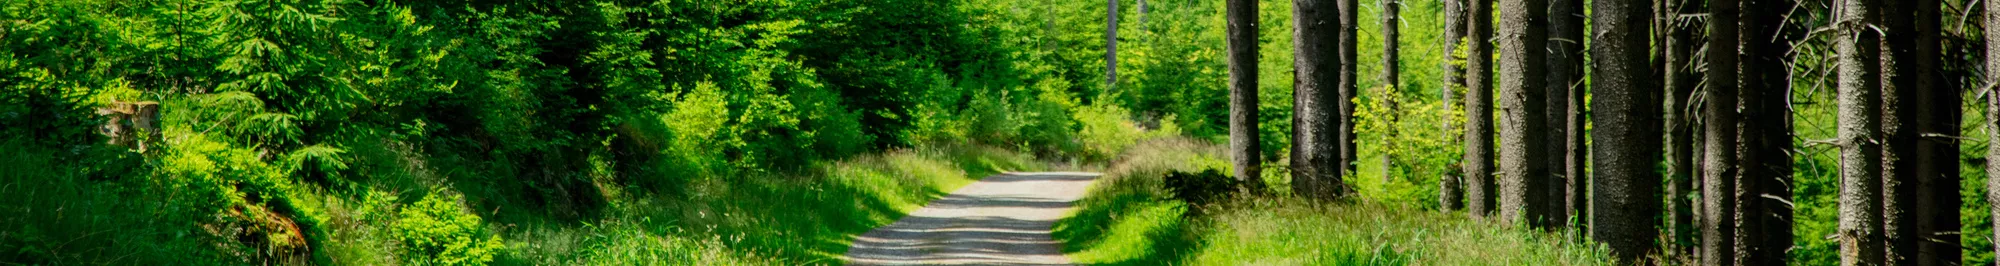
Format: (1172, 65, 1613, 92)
(395, 191, 504, 266)
(1351, 86, 1462, 207)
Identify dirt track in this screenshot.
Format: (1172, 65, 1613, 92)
(843, 172, 1100, 266)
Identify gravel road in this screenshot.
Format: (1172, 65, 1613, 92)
(843, 172, 1100, 266)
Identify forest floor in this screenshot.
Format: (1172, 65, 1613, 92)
(843, 172, 1102, 265)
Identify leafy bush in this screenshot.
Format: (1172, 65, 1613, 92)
(1163, 169, 1240, 215)
(394, 191, 504, 266)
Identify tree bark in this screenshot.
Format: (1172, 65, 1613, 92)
(1878, 0, 1922, 263)
(1546, 0, 1584, 228)
(1588, 0, 1660, 260)
(1381, 0, 1401, 184)
(1107, 0, 1119, 94)
(1227, 0, 1266, 193)
(1294, 0, 1344, 200)
(1441, 0, 1468, 211)
(1466, 0, 1499, 217)
(1836, 0, 1886, 263)
(1734, 0, 1795, 263)
(1985, 0, 2000, 259)
(1911, 0, 1959, 264)
(1498, 0, 1551, 228)
(1338, 0, 1360, 177)
(1702, 0, 1740, 263)
(1663, 0, 1703, 257)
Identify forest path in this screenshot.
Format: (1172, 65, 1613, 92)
(843, 172, 1100, 266)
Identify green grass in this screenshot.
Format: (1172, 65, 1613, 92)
(482, 144, 1049, 265)
(1056, 138, 1614, 265)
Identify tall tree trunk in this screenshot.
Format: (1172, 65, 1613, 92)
(1466, 0, 1499, 217)
(1441, 0, 1468, 211)
(1702, 0, 1740, 263)
(1380, 0, 1401, 184)
(1498, 0, 1551, 228)
(1878, 0, 1922, 263)
(1663, 0, 1703, 257)
(1227, 0, 1266, 193)
(1546, 0, 1584, 228)
(1734, 0, 1796, 263)
(1589, 0, 1660, 260)
(1107, 0, 1119, 94)
(1338, 0, 1360, 177)
(1912, 0, 1959, 264)
(1295, 0, 1344, 200)
(1836, 0, 1886, 263)
(1985, 0, 2000, 259)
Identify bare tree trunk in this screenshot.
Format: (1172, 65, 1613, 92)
(1339, 0, 1360, 177)
(1498, 0, 1551, 228)
(1295, 0, 1344, 200)
(1546, 0, 1584, 228)
(1702, 0, 1740, 263)
(1589, 0, 1660, 260)
(1734, 0, 1796, 263)
(1836, 0, 1886, 263)
(1108, 0, 1119, 94)
(1663, 0, 1704, 258)
(1466, 0, 1499, 218)
(1985, 0, 2000, 259)
(1911, 0, 1959, 264)
(1227, 0, 1266, 193)
(1381, 0, 1401, 184)
(1441, 0, 1468, 211)
(1878, 0, 1923, 263)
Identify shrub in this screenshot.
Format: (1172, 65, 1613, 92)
(1163, 169, 1240, 216)
(394, 190, 503, 266)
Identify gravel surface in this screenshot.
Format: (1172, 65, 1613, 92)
(844, 172, 1100, 266)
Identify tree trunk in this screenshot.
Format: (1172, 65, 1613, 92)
(1381, 0, 1401, 184)
(1107, 0, 1119, 94)
(1294, 0, 1344, 200)
(1878, 0, 1923, 263)
(1466, 0, 1499, 217)
(1985, 0, 2000, 259)
(1498, 0, 1551, 228)
(1663, 0, 1703, 257)
(1338, 0, 1360, 177)
(1589, 0, 1660, 260)
(1441, 0, 1467, 211)
(1836, 0, 1886, 263)
(1734, 0, 1796, 263)
(1546, 0, 1584, 228)
(1227, 0, 1266, 193)
(1702, 0, 1740, 263)
(1911, 0, 1958, 264)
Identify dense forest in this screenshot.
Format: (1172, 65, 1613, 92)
(3, 0, 2000, 265)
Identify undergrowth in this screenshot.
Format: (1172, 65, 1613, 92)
(1056, 138, 1614, 265)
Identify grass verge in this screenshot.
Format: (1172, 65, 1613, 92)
(1056, 138, 1614, 265)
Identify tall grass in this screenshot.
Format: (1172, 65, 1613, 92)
(1057, 138, 1614, 265)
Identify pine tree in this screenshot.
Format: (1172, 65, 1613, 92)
(1464, 0, 1498, 217)
(1702, 0, 1741, 263)
(1878, 0, 1922, 263)
(1733, 0, 1796, 263)
(1546, 0, 1585, 227)
(1338, 0, 1360, 176)
(1662, 0, 1704, 256)
(1497, 0, 1551, 228)
(1440, 0, 1469, 211)
(1379, 0, 1401, 184)
(1589, 0, 1661, 260)
(1835, 0, 1886, 263)
(1911, 0, 1959, 264)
